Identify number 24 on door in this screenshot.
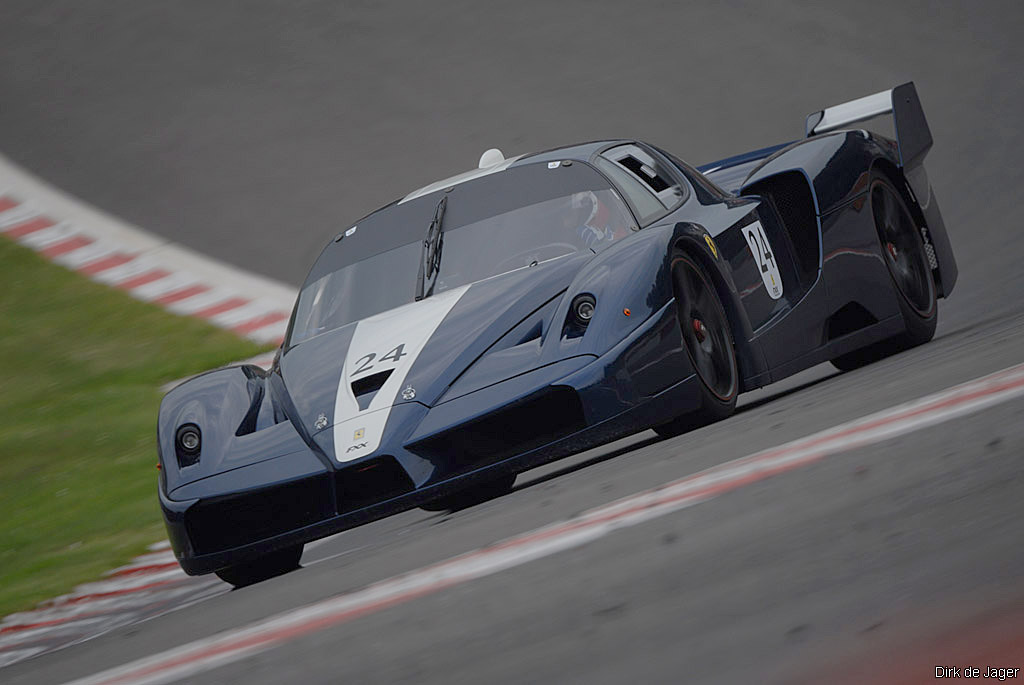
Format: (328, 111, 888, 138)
(742, 221, 783, 300)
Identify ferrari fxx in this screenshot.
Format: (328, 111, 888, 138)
(158, 83, 957, 586)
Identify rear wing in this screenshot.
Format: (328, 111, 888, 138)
(805, 82, 932, 169)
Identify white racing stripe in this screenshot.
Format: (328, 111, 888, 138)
(331, 285, 470, 461)
(63, 361, 1024, 685)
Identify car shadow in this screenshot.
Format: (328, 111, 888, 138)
(513, 367, 842, 495)
(734, 368, 841, 413)
(452, 367, 844, 511)
(512, 434, 666, 495)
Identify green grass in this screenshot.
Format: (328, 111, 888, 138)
(0, 237, 272, 618)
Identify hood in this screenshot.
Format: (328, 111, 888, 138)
(277, 252, 592, 460)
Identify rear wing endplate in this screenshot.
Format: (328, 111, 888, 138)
(805, 82, 932, 169)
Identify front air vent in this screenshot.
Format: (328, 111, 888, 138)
(186, 474, 333, 554)
(410, 386, 586, 468)
(335, 456, 415, 515)
(351, 369, 393, 410)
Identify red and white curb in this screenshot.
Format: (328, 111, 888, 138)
(48, 361, 1024, 685)
(0, 153, 297, 345)
(0, 542, 225, 669)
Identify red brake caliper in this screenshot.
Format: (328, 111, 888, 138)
(692, 318, 708, 343)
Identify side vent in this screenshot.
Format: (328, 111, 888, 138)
(351, 369, 393, 410)
(742, 171, 819, 292)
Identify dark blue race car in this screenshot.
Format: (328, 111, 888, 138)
(158, 83, 957, 586)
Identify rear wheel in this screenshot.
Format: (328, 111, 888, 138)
(832, 174, 937, 371)
(420, 473, 517, 512)
(655, 253, 738, 438)
(215, 544, 303, 588)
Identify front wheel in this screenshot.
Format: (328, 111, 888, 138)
(655, 253, 738, 438)
(215, 544, 303, 588)
(832, 174, 937, 371)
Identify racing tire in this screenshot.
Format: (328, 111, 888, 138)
(831, 174, 937, 372)
(420, 473, 517, 512)
(215, 544, 303, 588)
(655, 253, 738, 438)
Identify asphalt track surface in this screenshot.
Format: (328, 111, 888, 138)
(3, 1, 1024, 683)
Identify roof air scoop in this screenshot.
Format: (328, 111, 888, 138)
(478, 148, 505, 168)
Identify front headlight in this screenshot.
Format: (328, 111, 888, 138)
(571, 293, 596, 325)
(175, 424, 201, 467)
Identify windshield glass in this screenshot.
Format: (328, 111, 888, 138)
(287, 161, 635, 346)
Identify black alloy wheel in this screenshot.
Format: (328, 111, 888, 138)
(655, 253, 738, 438)
(832, 173, 937, 371)
(872, 178, 936, 318)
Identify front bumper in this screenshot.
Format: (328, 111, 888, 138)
(162, 300, 700, 575)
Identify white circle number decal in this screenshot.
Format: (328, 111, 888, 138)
(743, 220, 783, 300)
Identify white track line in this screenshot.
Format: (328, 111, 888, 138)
(54, 570, 190, 602)
(0, 648, 46, 669)
(64, 362, 1024, 685)
(1, 582, 220, 640)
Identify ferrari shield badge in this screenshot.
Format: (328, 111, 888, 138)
(353, 427, 365, 441)
(704, 234, 719, 260)
(314, 413, 329, 431)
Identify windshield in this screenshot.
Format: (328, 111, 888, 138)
(287, 161, 635, 347)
